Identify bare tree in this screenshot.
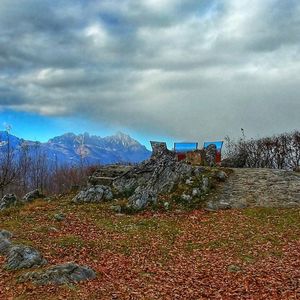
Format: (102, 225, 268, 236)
(75, 134, 89, 175)
(28, 142, 49, 193)
(0, 127, 19, 196)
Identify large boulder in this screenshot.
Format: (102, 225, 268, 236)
(0, 194, 19, 211)
(114, 146, 195, 210)
(72, 185, 113, 203)
(18, 262, 96, 285)
(5, 244, 47, 270)
(22, 189, 44, 203)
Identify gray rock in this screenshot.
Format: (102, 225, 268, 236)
(18, 262, 96, 285)
(22, 190, 44, 203)
(72, 185, 113, 203)
(181, 193, 192, 202)
(201, 177, 209, 193)
(205, 200, 231, 211)
(215, 170, 228, 182)
(218, 201, 231, 209)
(163, 202, 170, 210)
(104, 189, 113, 201)
(0, 238, 12, 255)
(192, 188, 201, 197)
(0, 229, 13, 255)
(128, 189, 157, 210)
(185, 178, 193, 185)
(205, 201, 218, 211)
(0, 229, 13, 239)
(54, 213, 65, 221)
(0, 194, 19, 211)
(5, 244, 47, 270)
(110, 205, 122, 213)
(116, 146, 195, 210)
(193, 166, 205, 176)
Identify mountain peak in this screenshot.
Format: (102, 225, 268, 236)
(104, 131, 141, 148)
(0, 131, 151, 165)
(115, 131, 129, 137)
(62, 132, 77, 138)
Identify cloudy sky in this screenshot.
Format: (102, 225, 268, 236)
(0, 0, 299, 146)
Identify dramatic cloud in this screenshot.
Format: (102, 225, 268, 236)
(0, 0, 299, 141)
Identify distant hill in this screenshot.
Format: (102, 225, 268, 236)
(0, 131, 151, 166)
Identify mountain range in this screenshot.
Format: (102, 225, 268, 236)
(0, 131, 151, 166)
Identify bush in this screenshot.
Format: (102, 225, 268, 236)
(224, 130, 300, 170)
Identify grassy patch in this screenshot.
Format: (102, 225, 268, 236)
(1, 194, 300, 300)
(55, 234, 85, 249)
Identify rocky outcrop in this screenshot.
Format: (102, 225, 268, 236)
(5, 244, 47, 270)
(72, 185, 113, 203)
(113, 145, 204, 210)
(22, 189, 44, 203)
(74, 142, 229, 210)
(18, 262, 96, 285)
(0, 194, 19, 211)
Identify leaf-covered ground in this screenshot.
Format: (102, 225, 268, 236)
(0, 197, 299, 299)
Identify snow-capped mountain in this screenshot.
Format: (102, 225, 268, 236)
(0, 131, 151, 165)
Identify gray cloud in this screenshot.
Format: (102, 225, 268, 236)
(0, 0, 299, 142)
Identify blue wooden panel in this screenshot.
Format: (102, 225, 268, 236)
(204, 141, 223, 150)
(174, 142, 198, 153)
